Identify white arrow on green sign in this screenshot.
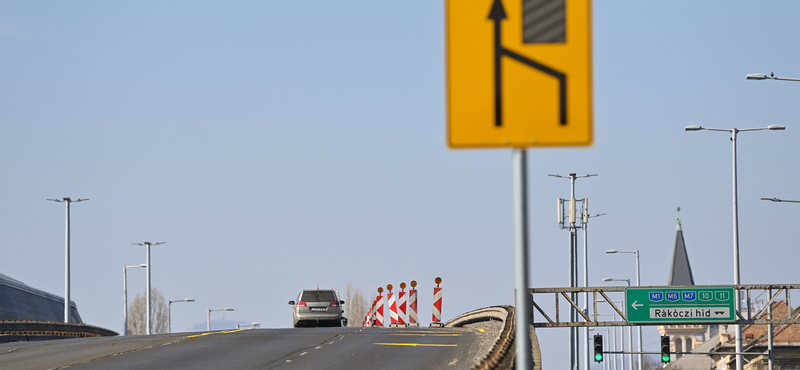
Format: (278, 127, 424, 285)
(625, 286, 736, 324)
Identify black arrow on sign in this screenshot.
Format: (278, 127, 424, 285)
(489, 0, 567, 127)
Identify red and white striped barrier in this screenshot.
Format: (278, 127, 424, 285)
(387, 292, 399, 325)
(430, 277, 443, 327)
(397, 291, 407, 325)
(364, 299, 375, 327)
(408, 285, 419, 326)
(374, 295, 384, 326)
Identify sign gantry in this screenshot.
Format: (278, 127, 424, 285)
(530, 285, 800, 328)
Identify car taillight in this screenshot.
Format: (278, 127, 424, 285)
(297, 301, 307, 307)
(330, 301, 339, 307)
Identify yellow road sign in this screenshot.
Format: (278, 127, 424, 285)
(446, 0, 592, 148)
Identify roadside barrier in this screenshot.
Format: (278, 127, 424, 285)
(408, 280, 419, 326)
(387, 284, 399, 325)
(444, 305, 517, 370)
(374, 291, 384, 327)
(363, 300, 374, 327)
(431, 277, 443, 327)
(397, 288, 407, 325)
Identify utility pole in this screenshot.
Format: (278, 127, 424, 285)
(552, 173, 596, 370)
(47, 197, 88, 323)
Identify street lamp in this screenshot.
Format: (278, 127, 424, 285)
(685, 124, 785, 370)
(761, 197, 800, 203)
(606, 250, 641, 370)
(123, 264, 147, 336)
(132, 242, 165, 335)
(603, 279, 633, 370)
(207, 308, 234, 331)
(168, 298, 195, 333)
(746, 72, 800, 82)
(582, 212, 606, 370)
(596, 312, 622, 370)
(47, 197, 88, 323)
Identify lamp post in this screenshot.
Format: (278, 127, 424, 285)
(759, 198, 799, 370)
(47, 197, 88, 323)
(583, 212, 606, 370)
(168, 298, 195, 333)
(685, 124, 785, 370)
(207, 308, 234, 331)
(596, 313, 622, 370)
(606, 250, 641, 370)
(746, 72, 800, 82)
(604, 279, 633, 370)
(132, 242, 165, 335)
(123, 264, 147, 336)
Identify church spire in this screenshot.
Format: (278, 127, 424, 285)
(668, 207, 695, 286)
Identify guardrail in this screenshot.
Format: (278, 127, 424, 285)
(0, 321, 118, 342)
(445, 305, 517, 370)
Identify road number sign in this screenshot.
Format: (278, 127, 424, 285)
(625, 286, 736, 324)
(446, 0, 592, 148)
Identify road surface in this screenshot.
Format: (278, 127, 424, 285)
(0, 326, 495, 370)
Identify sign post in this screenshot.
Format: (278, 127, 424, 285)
(625, 286, 736, 324)
(446, 1, 593, 369)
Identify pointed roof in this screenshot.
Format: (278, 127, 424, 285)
(668, 207, 695, 286)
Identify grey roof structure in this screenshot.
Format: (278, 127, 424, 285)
(0, 273, 82, 323)
(668, 209, 695, 286)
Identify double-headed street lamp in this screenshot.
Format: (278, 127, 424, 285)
(685, 124, 785, 370)
(123, 264, 147, 336)
(207, 308, 234, 331)
(169, 298, 195, 333)
(132, 242, 165, 335)
(47, 197, 88, 323)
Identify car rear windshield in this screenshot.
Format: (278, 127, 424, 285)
(300, 290, 336, 302)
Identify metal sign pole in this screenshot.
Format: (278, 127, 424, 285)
(513, 149, 532, 370)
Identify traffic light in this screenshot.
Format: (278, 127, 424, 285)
(661, 335, 671, 363)
(593, 334, 603, 363)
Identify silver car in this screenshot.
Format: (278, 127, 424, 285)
(289, 289, 345, 327)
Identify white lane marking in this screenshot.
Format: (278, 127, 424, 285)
(285, 360, 292, 363)
(300, 352, 308, 356)
(328, 341, 335, 345)
(315, 346, 322, 349)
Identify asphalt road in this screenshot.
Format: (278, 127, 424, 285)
(0, 326, 494, 370)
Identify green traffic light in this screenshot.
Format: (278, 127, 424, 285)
(662, 355, 670, 363)
(595, 354, 603, 362)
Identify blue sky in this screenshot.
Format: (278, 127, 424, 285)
(3, 1, 800, 368)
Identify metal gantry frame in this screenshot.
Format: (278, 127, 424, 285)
(530, 284, 800, 328)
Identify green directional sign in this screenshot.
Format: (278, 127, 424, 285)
(625, 286, 736, 324)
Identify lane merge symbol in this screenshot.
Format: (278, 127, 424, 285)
(489, 0, 566, 127)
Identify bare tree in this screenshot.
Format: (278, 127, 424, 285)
(640, 355, 663, 370)
(127, 287, 169, 335)
(344, 283, 368, 327)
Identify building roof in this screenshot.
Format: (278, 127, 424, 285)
(668, 209, 695, 286)
(0, 273, 82, 323)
